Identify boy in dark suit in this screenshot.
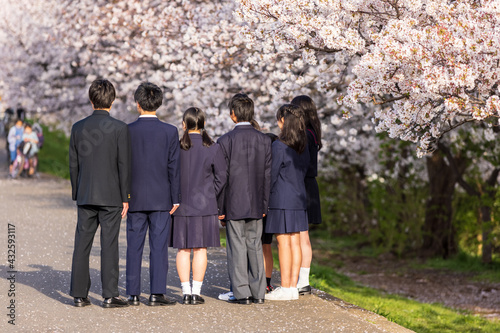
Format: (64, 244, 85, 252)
(69, 79, 131, 308)
(218, 93, 271, 304)
(126, 82, 180, 306)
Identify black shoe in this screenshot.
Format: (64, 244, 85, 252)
(74, 297, 91, 307)
(183, 294, 192, 305)
(191, 294, 205, 305)
(102, 297, 129, 308)
(148, 294, 176, 306)
(127, 295, 140, 306)
(298, 285, 312, 295)
(227, 296, 252, 305)
(252, 298, 265, 304)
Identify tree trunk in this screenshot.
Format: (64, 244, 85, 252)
(422, 151, 459, 258)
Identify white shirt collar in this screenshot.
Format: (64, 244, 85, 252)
(234, 122, 251, 127)
(139, 115, 157, 118)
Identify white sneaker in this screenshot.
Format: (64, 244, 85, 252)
(291, 287, 299, 300)
(265, 287, 292, 301)
(218, 291, 233, 301)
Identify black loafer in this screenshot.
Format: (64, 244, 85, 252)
(148, 294, 176, 306)
(253, 298, 265, 304)
(183, 294, 192, 305)
(128, 295, 140, 306)
(74, 297, 91, 307)
(298, 285, 312, 295)
(227, 296, 252, 305)
(102, 297, 129, 308)
(191, 294, 205, 305)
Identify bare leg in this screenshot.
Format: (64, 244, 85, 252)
(276, 233, 292, 288)
(192, 248, 207, 282)
(176, 249, 192, 283)
(290, 232, 302, 288)
(299, 230, 312, 268)
(262, 243, 273, 279)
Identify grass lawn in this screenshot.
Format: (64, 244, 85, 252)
(37, 125, 70, 179)
(308, 231, 500, 333)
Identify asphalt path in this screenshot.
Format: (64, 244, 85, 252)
(0, 137, 413, 332)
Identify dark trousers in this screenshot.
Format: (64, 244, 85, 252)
(70, 205, 122, 298)
(226, 219, 265, 300)
(126, 211, 171, 296)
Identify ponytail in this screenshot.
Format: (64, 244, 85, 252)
(180, 130, 192, 150)
(201, 128, 214, 148)
(180, 107, 214, 150)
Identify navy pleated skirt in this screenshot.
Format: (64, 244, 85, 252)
(265, 209, 308, 234)
(170, 215, 221, 249)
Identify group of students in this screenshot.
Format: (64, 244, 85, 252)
(68, 79, 322, 308)
(7, 119, 41, 177)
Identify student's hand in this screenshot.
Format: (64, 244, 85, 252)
(263, 214, 266, 217)
(218, 215, 225, 220)
(121, 202, 129, 218)
(170, 204, 180, 215)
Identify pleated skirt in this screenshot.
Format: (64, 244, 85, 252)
(265, 209, 308, 234)
(170, 215, 221, 249)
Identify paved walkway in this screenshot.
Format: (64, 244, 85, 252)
(0, 138, 413, 332)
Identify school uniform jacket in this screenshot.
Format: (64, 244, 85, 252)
(217, 124, 272, 220)
(174, 133, 227, 217)
(127, 116, 180, 212)
(268, 140, 310, 210)
(69, 110, 131, 206)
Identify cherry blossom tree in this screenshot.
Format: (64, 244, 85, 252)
(235, 0, 500, 155)
(235, 0, 500, 259)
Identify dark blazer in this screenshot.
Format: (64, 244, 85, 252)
(127, 116, 180, 212)
(69, 110, 131, 206)
(217, 124, 271, 220)
(306, 128, 319, 178)
(268, 140, 310, 210)
(174, 133, 227, 217)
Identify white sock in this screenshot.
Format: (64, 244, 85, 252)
(192, 280, 203, 296)
(181, 281, 191, 295)
(297, 267, 310, 288)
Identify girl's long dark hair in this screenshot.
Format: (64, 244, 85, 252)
(290, 95, 322, 150)
(180, 107, 214, 150)
(277, 104, 307, 154)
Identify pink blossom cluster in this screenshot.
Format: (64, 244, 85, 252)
(235, 0, 500, 156)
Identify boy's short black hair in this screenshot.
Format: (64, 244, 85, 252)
(134, 82, 163, 112)
(89, 79, 116, 109)
(228, 93, 254, 122)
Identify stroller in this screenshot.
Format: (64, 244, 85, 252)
(10, 141, 38, 178)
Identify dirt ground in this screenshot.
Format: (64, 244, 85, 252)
(319, 251, 500, 321)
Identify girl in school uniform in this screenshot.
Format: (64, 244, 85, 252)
(265, 104, 310, 301)
(291, 95, 323, 295)
(171, 107, 227, 305)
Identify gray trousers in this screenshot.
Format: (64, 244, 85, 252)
(226, 219, 266, 300)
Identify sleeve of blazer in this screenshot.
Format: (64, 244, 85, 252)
(213, 144, 228, 213)
(117, 125, 131, 202)
(263, 136, 272, 211)
(69, 126, 79, 201)
(216, 136, 230, 215)
(269, 141, 282, 197)
(168, 130, 181, 204)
